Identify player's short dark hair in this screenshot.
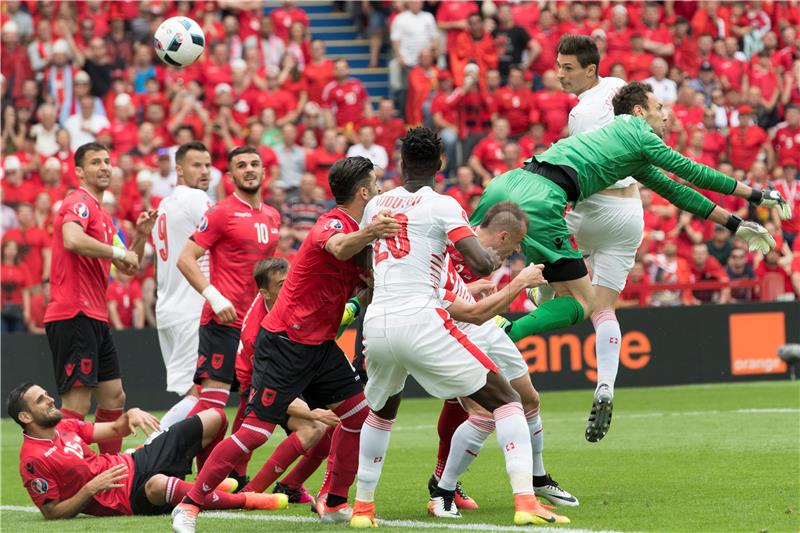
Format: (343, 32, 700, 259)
(253, 257, 289, 289)
(613, 82, 654, 115)
(328, 156, 375, 204)
(481, 202, 529, 234)
(7, 382, 34, 429)
(175, 141, 209, 166)
(227, 145, 261, 166)
(74, 142, 109, 168)
(400, 127, 442, 179)
(557, 34, 600, 70)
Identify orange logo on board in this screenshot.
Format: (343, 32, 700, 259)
(729, 313, 787, 375)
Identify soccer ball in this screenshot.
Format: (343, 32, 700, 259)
(153, 17, 205, 67)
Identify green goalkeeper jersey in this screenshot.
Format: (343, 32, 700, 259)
(531, 115, 738, 218)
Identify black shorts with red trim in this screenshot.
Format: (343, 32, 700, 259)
(129, 415, 204, 515)
(45, 313, 121, 394)
(247, 328, 363, 424)
(194, 321, 240, 390)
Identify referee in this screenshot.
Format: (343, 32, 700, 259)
(44, 142, 156, 454)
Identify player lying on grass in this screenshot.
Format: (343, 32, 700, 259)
(473, 82, 791, 439)
(8, 382, 286, 520)
(427, 202, 578, 513)
(352, 127, 568, 528)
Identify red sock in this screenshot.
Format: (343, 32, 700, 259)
(60, 408, 85, 421)
(195, 409, 228, 472)
(242, 432, 305, 492)
(281, 426, 333, 488)
(434, 400, 468, 478)
(185, 387, 231, 419)
(185, 413, 275, 506)
(230, 394, 252, 478)
(318, 431, 335, 496)
(95, 407, 124, 454)
(327, 393, 368, 500)
(167, 477, 246, 509)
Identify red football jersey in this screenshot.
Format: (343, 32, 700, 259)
(19, 418, 135, 516)
(192, 194, 281, 329)
(263, 208, 366, 344)
(446, 238, 481, 284)
(304, 59, 335, 104)
(235, 294, 269, 391)
(45, 188, 116, 324)
(321, 78, 369, 126)
(494, 87, 535, 136)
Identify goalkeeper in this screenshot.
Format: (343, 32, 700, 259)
(473, 81, 791, 344)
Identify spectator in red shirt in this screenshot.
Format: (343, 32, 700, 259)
(700, 110, 727, 165)
(532, 70, 574, 140)
(713, 37, 749, 92)
(755, 249, 794, 301)
(672, 85, 705, 132)
(1, 239, 31, 333)
(107, 272, 144, 330)
(3, 204, 51, 287)
(436, 0, 479, 54)
(774, 106, 800, 163)
(774, 157, 799, 249)
(684, 130, 716, 168)
(618, 260, 651, 308)
(606, 5, 634, 59)
(469, 117, 510, 184)
(363, 99, 406, 163)
(494, 66, 535, 137)
(1, 21, 33, 101)
(406, 49, 439, 126)
(321, 59, 372, 133)
(493, 142, 524, 175)
(109, 93, 139, 155)
(728, 105, 773, 171)
(450, 14, 498, 88)
(646, 240, 694, 306)
(305, 128, 344, 198)
(637, 2, 676, 58)
(725, 247, 757, 302)
(1, 156, 36, 208)
(527, 9, 560, 83)
(446, 165, 483, 214)
(689, 242, 731, 304)
(430, 72, 460, 176)
(270, 1, 309, 43)
(304, 40, 335, 104)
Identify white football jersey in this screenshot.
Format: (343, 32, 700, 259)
(362, 186, 476, 314)
(153, 185, 210, 327)
(568, 76, 635, 189)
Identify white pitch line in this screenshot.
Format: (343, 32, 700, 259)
(0, 505, 625, 533)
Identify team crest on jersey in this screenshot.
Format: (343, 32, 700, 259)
(80, 358, 92, 375)
(198, 216, 209, 232)
(197, 355, 206, 368)
(30, 478, 48, 495)
(73, 203, 90, 219)
(261, 388, 276, 407)
(65, 363, 75, 377)
(211, 353, 224, 370)
(324, 219, 343, 231)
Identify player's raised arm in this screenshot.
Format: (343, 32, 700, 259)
(325, 210, 400, 261)
(452, 235, 499, 277)
(446, 263, 546, 325)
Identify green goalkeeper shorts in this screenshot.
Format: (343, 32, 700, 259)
(469, 168, 581, 266)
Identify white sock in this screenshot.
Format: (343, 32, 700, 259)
(438, 416, 493, 491)
(160, 395, 199, 429)
(525, 409, 546, 477)
(494, 402, 534, 495)
(592, 309, 621, 395)
(355, 411, 394, 503)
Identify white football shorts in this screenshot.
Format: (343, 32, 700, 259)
(463, 320, 529, 381)
(157, 317, 201, 394)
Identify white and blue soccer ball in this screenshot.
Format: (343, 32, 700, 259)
(153, 17, 205, 68)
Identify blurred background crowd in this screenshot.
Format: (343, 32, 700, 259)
(1, 0, 799, 334)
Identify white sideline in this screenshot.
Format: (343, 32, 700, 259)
(0, 505, 625, 532)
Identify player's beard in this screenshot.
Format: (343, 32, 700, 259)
(35, 409, 64, 428)
(236, 173, 262, 194)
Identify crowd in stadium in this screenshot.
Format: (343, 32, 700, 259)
(1, 0, 799, 334)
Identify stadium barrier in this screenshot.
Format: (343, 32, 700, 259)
(2, 301, 797, 414)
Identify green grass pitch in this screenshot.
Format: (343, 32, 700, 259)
(1, 381, 798, 532)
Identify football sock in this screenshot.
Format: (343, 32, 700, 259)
(230, 393, 252, 478)
(281, 426, 333, 488)
(494, 402, 534, 495)
(592, 309, 620, 395)
(161, 395, 199, 430)
(318, 443, 335, 496)
(525, 409, 546, 477)
(95, 407, 124, 453)
(167, 477, 246, 509)
(507, 297, 585, 342)
(438, 415, 493, 491)
(60, 408, 85, 421)
(434, 400, 469, 479)
(327, 393, 369, 503)
(355, 411, 395, 503)
(242, 432, 305, 493)
(186, 387, 231, 419)
(184, 413, 275, 506)
(195, 407, 228, 472)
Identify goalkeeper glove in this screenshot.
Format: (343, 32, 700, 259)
(735, 221, 775, 255)
(754, 189, 793, 220)
(492, 315, 513, 335)
(336, 297, 361, 339)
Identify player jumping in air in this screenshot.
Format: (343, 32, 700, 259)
(474, 80, 791, 435)
(350, 127, 568, 528)
(152, 142, 212, 430)
(171, 156, 399, 533)
(9, 382, 285, 520)
(176, 146, 281, 477)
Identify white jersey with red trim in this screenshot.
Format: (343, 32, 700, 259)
(362, 186, 475, 313)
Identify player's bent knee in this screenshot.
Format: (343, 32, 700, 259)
(144, 474, 169, 505)
(198, 407, 227, 441)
